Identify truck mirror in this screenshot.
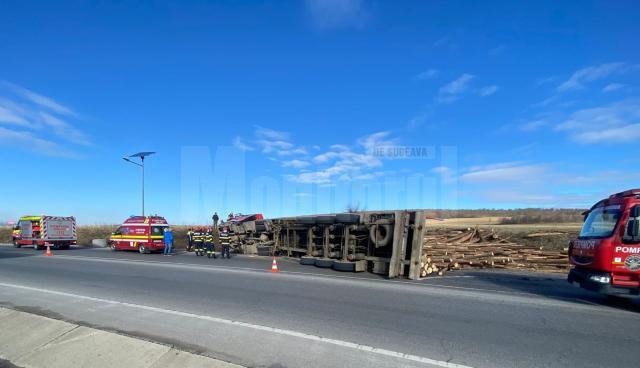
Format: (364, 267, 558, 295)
(630, 205, 640, 218)
(627, 219, 640, 237)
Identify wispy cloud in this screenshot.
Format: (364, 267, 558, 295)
(557, 62, 626, 92)
(602, 83, 624, 93)
(282, 159, 311, 169)
(0, 127, 76, 158)
(232, 136, 254, 151)
(305, 0, 369, 31)
(3, 82, 76, 116)
(478, 85, 499, 97)
(461, 162, 548, 183)
(437, 73, 475, 103)
(289, 131, 395, 184)
(0, 82, 89, 157)
(555, 99, 640, 144)
(415, 69, 439, 81)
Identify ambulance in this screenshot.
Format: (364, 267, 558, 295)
(12, 215, 77, 250)
(568, 189, 640, 296)
(109, 216, 169, 253)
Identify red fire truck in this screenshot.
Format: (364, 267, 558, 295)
(109, 216, 169, 254)
(12, 215, 77, 250)
(568, 189, 640, 296)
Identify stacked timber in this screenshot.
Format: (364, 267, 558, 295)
(420, 227, 569, 277)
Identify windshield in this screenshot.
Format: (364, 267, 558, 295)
(579, 207, 621, 238)
(151, 226, 165, 236)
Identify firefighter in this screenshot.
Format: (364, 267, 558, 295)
(212, 212, 219, 228)
(193, 227, 205, 256)
(220, 227, 231, 259)
(186, 228, 194, 252)
(205, 227, 216, 259)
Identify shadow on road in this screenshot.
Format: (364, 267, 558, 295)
(466, 270, 640, 313)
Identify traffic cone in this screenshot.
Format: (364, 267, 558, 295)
(45, 244, 53, 257)
(271, 257, 279, 273)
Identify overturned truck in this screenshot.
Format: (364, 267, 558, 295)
(234, 211, 428, 279)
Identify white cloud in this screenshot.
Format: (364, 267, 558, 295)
(557, 62, 626, 92)
(39, 112, 90, 146)
(0, 127, 76, 157)
(305, 0, 368, 30)
(519, 119, 548, 132)
(478, 85, 499, 97)
(437, 73, 475, 103)
(282, 159, 310, 168)
(232, 136, 254, 151)
(3, 82, 76, 116)
(0, 82, 89, 157)
(416, 69, 439, 80)
(556, 99, 640, 144)
(255, 126, 290, 141)
(431, 166, 452, 174)
(461, 162, 548, 183)
(602, 83, 624, 93)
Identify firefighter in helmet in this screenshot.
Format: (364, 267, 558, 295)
(193, 227, 205, 256)
(220, 226, 231, 259)
(205, 227, 216, 259)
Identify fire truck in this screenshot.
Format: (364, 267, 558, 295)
(109, 216, 169, 253)
(12, 215, 77, 250)
(568, 189, 640, 296)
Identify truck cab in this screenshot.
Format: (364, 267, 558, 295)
(109, 216, 169, 254)
(568, 189, 640, 296)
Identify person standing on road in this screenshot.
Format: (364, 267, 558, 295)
(205, 227, 216, 259)
(186, 228, 194, 252)
(220, 227, 231, 259)
(193, 227, 205, 256)
(163, 227, 174, 256)
(212, 212, 219, 228)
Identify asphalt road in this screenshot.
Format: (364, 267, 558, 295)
(0, 245, 639, 368)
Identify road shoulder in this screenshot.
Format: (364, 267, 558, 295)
(0, 307, 241, 368)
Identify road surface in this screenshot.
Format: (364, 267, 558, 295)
(0, 245, 638, 368)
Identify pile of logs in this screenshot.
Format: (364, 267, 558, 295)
(420, 227, 569, 277)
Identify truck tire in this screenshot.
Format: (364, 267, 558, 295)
(314, 258, 334, 268)
(316, 215, 336, 225)
(300, 256, 316, 265)
(332, 261, 356, 272)
(13, 239, 20, 248)
(33, 241, 42, 251)
(370, 224, 393, 248)
(110, 242, 118, 251)
(138, 245, 148, 254)
(336, 213, 360, 224)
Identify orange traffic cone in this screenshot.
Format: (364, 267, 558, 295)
(271, 257, 279, 273)
(45, 244, 53, 257)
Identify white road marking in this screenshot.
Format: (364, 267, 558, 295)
(0, 281, 473, 368)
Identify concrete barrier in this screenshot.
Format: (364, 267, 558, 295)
(0, 307, 241, 368)
(91, 238, 108, 247)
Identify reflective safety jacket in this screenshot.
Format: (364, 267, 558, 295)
(205, 232, 214, 243)
(220, 233, 231, 246)
(187, 231, 193, 241)
(193, 231, 204, 242)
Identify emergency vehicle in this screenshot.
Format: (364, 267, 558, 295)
(568, 189, 640, 296)
(109, 216, 169, 253)
(12, 215, 77, 250)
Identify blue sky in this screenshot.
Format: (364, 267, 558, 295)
(1, 1, 639, 224)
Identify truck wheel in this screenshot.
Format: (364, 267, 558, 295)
(33, 242, 42, 251)
(314, 258, 334, 268)
(138, 245, 147, 254)
(111, 243, 118, 251)
(13, 239, 21, 248)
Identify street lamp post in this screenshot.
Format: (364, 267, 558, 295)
(123, 152, 156, 217)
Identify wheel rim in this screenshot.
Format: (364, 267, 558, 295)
(139, 245, 145, 253)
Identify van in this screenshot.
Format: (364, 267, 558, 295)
(109, 216, 169, 254)
(12, 215, 77, 250)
